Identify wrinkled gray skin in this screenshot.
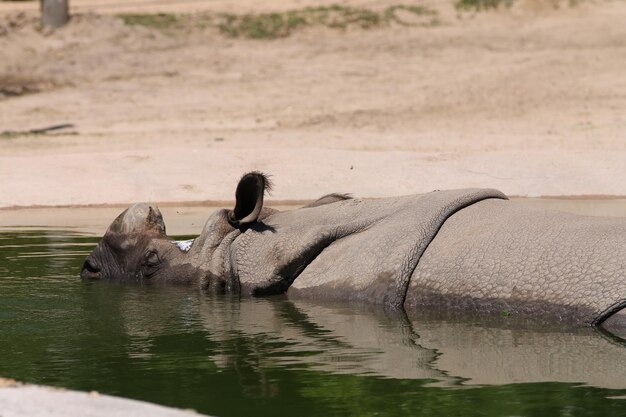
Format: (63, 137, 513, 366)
(82, 172, 626, 327)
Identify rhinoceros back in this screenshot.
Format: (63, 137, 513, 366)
(406, 199, 626, 325)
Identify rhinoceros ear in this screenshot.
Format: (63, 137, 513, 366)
(228, 171, 272, 227)
(106, 203, 166, 235)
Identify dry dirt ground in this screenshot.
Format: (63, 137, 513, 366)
(1, 0, 625, 208)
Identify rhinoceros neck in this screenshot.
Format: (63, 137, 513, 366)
(183, 209, 241, 292)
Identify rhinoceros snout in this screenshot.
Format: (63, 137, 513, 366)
(80, 258, 101, 280)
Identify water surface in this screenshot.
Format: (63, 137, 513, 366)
(2, 204, 626, 416)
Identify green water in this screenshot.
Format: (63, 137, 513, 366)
(2, 229, 626, 417)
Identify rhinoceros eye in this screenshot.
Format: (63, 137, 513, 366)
(142, 251, 161, 277)
(144, 251, 159, 266)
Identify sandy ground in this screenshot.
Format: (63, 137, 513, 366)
(1, 0, 625, 208)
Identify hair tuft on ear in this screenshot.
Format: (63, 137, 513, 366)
(247, 170, 273, 194)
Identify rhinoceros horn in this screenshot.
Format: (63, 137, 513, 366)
(106, 203, 166, 236)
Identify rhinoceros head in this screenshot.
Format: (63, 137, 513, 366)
(80, 172, 271, 284)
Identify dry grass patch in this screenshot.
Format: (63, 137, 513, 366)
(118, 4, 439, 39)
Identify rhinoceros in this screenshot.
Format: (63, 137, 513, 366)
(81, 172, 626, 327)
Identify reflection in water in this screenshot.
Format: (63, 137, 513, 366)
(412, 319, 626, 389)
(194, 297, 626, 389)
(2, 229, 626, 417)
